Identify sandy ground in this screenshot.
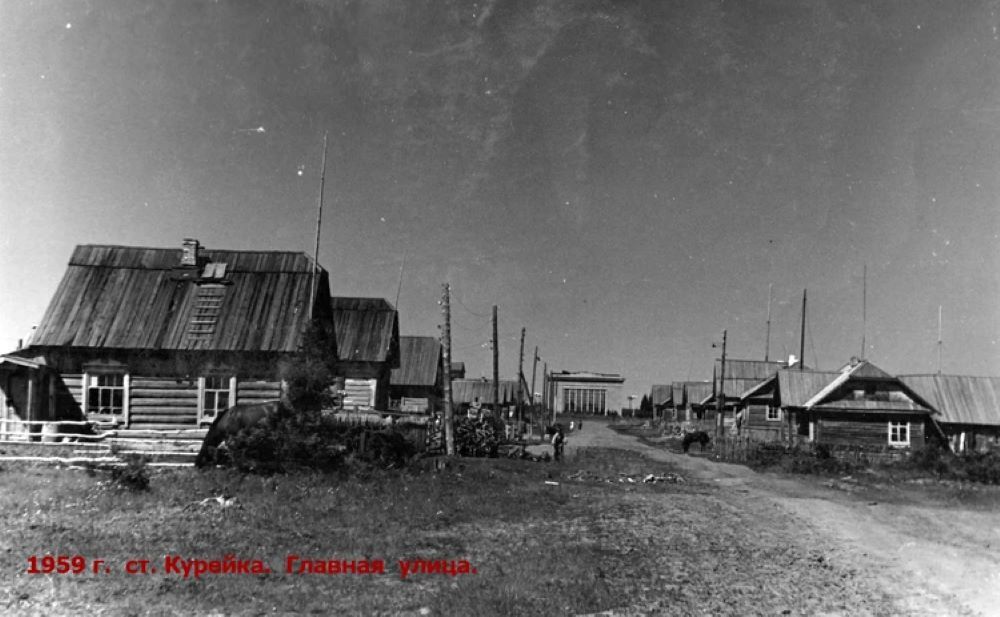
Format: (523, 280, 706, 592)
(556, 419, 1000, 617)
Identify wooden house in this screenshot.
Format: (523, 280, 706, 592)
(738, 369, 840, 443)
(801, 361, 939, 449)
(451, 378, 524, 417)
(679, 381, 713, 424)
(650, 384, 674, 418)
(898, 374, 1000, 453)
(388, 336, 443, 414)
(330, 297, 400, 411)
(699, 359, 787, 430)
(4, 240, 333, 431)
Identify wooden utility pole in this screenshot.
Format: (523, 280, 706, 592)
(544, 362, 552, 425)
(529, 347, 539, 429)
(517, 327, 526, 426)
(309, 131, 329, 319)
(799, 289, 807, 371)
(716, 329, 727, 439)
(492, 306, 500, 418)
(440, 284, 455, 456)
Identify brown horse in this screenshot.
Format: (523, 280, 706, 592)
(195, 400, 285, 468)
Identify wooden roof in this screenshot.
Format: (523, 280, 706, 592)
(650, 384, 673, 406)
(803, 361, 933, 414)
(777, 370, 841, 407)
(390, 336, 442, 387)
(715, 359, 786, 380)
(27, 244, 328, 353)
(684, 382, 714, 406)
(898, 375, 1000, 426)
(331, 296, 399, 363)
(451, 378, 523, 405)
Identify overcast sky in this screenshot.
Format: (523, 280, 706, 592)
(2, 0, 999, 399)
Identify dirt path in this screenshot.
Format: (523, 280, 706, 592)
(562, 419, 1000, 617)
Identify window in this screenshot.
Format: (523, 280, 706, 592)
(562, 388, 607, 413)
(766, 406, 781, 422)
(201, 376, 232, 423)
(87, 374, 125, 416)
(888, 421, 910, 446)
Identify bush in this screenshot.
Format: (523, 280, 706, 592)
(906, 441, 951, 475)
(954, 451, 1000, 484)
(223, 410, 417, 474)
(111, 454, 150, 491)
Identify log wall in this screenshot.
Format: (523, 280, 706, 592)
(817, 416, 925, 450)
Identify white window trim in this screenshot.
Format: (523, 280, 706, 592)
(82, 370, 129, 425)
(764, 405, 781, 422)
(888, 421, 910, 447)
(198, 375, 236, 424)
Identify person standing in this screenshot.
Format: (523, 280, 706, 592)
(551, 425, 565, 461)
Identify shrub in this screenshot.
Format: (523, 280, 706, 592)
(956, 451, 1000, 484)
(111, 454, 150, 491)
(223, 410, 418, 474)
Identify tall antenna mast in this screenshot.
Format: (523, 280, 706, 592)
(394, 251, 407, 309)
(799, 289, 807, 371)
(764, 283, 773, 362)
(861, 263, 867, 360)
(309, 131, 329, 319)
(937, 305, 943, 374)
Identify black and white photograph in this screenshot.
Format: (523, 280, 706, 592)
(2, 1, 999, 615)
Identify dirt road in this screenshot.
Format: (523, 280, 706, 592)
(561, 419, 1000, 617)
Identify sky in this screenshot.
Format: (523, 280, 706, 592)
(2, 0, 999, 401)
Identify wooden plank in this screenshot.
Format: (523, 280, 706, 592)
(127, 414, 198, 424)
(131, 390, 198, 400)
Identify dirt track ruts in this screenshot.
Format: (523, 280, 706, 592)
(559, 419, 1000, 617)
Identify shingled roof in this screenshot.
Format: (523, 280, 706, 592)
(26, 244, 328, 353)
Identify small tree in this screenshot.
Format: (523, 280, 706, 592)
(281, 319, 338, 412)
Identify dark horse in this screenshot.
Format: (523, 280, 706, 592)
(682, 430, 711, 453)
(195, 401, 285, 468)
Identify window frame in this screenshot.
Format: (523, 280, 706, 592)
(83, 371, 129, 425)
(765, 405, 781, 422)
(888, 421, 910, 447)
(198, 375, 236, 425)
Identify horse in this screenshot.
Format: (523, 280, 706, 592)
(195, 400, 285, 468)
(682, 430, 711, 453)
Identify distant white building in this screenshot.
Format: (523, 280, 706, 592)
(548, 371, 625, 415)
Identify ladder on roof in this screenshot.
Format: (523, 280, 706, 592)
(187, 285, 226, 340)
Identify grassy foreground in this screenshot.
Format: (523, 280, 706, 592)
(2, 447, 899, 616)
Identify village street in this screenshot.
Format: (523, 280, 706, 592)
(559, 419, 1000, 617)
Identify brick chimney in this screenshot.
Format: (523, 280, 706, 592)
(181, 238, 200, 267)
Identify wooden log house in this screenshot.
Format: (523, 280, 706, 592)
(739, 361, 941, 450)
(4, 240, 334, 431)
(330, 297, 400, 411)
(388, 335, 444, 414)
(898, 374, 1000, 453)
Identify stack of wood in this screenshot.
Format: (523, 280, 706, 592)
(454, 417, 502, 458)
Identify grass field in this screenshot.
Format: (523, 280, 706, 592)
(0, 443, 917, 616)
